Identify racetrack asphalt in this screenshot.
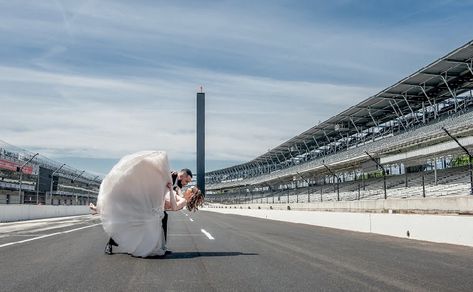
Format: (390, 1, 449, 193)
(1, 211, 472, 291)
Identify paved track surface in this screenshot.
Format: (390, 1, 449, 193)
(1, 211, 473, 291)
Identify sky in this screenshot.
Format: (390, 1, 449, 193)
(1, 0, 472, 175)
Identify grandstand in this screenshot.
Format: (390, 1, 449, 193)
(0, 140, 101, 205)
(205, 40, 473, 208)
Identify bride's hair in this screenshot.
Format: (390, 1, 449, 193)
(186, 187, 204, 212)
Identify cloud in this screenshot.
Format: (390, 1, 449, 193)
(2, 0, 469, 85)
(0, 65, 375, 162)
(0, 0, 471, 173)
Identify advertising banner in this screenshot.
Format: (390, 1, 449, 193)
(0, 159, 33, 174)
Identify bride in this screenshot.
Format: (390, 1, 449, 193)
(96, 151, 203, 257)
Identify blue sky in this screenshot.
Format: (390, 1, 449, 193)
(1, 0, 472, 175)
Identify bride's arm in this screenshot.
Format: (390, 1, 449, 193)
(164, 193, 187, 210)
(166, 185, 187, 211)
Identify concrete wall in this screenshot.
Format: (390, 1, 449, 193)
(0, 190, 20, 204)
(0, 205, 89, 222)
(204, 207, 473, 247)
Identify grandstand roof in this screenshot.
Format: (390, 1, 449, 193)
(0, 140, 102, 185)
(207, 40, 473, 175)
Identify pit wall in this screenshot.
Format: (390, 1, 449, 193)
(204, 196, 473, 247)
(0, 205, 90, 222)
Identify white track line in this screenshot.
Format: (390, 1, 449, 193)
(201, 229, 215, 240)
(0, 223, 101, 248)
(0, 215, 92, 227)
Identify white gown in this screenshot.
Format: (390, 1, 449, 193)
(97, 151, 171, 257)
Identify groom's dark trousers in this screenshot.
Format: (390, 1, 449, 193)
(162, 211, 168, 241)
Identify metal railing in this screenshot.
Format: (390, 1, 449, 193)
(207, 165, 472, 205)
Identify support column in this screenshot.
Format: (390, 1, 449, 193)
(197, 90, 206, 194)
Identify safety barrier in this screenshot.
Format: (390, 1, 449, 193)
(0, 205, 89, 222)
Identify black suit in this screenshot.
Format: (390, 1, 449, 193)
(163, 172, 182, 242)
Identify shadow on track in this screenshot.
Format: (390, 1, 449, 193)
(146, 251, 258, 260)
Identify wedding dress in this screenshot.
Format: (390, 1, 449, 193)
(97, 151, 171, 257)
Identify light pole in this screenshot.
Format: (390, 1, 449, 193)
(365, 151, 387, 199)
(48, 163, 65, 205)
(71, 170, 85, 205)
(323, 164, 341, 201)
(442, 127, 473, 195)
(71, 170, 85, 183)
(18, 153, 39, 204)
(90, 175, 100, 205)
(296, 172, 311, 203)
(36, 168, 40, 204)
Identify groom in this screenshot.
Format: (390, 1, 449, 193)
(162, 168, 193, 242)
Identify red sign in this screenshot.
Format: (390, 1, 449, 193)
(0, 159, 33, 174)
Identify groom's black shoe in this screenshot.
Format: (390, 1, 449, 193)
(109, 238, 119, 246)
(164, 250, 172, 256)
(104, 243, 113, 255)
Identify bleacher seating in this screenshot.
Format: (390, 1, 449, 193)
(212, 165, 471, 204)
(208, 109, 473, 191)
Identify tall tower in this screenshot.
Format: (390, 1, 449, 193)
(196, 89, 205, 194)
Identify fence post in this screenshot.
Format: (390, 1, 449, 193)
(287, 185, 289, 203)
(308, 182, 311, 203)
(405, 170, 408, 188)
(422, 174, 426, 198)
(358, 183, 361, 200)
(383, 174, 387, 200)
(337, 178, 340, 201)
(470, 156, 473, 195)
